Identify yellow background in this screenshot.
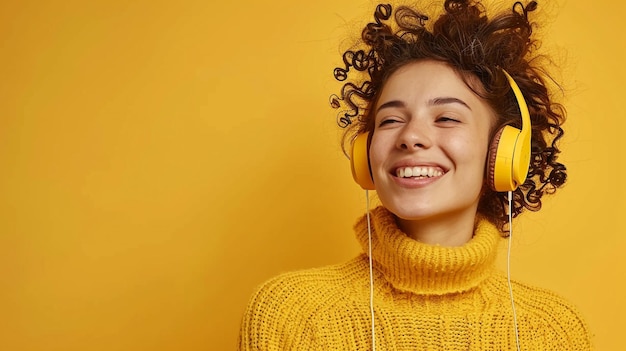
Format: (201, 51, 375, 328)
(0, 0, 623, 350)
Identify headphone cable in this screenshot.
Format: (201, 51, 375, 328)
(366, 190, 377, 351)
(507, 190, 521, 351)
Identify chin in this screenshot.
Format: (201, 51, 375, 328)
(381, 199, 479, 224)
(381, 202, 439, 221)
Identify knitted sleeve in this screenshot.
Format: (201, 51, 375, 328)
(238, 274, 318, 351)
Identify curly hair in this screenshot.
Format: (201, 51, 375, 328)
(329, 0, 567, 232)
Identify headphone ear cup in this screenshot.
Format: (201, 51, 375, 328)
(488, 125, 520, 192)
(487, 127, 505, 191)
(350, 133, 375, 190)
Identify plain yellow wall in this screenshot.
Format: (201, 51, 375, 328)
(0, 0, 623, 350)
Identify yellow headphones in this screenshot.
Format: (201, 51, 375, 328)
(349, 69, 531, 192)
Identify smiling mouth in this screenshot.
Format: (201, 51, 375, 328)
(395, 166, 445, 179)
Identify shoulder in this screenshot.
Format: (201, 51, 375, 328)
(250, 255, 369, 303)
(238, 256, 369, 350)
(489, 274, 593, 349)
(513, 279, 588, 323)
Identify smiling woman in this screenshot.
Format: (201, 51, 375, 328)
(369, 60, 495, 246)
(237, 1, 593, 350)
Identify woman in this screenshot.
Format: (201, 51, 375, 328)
(239, 1, 592, 350)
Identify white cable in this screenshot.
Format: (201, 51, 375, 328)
(365, 190, 376, 351)
(507, 190, 521, 351)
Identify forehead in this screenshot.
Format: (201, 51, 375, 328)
(377, 60, 488, 108)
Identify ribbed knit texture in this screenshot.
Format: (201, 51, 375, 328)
(239, 207, 592, 350)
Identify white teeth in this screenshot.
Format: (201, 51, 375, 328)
(396, 166, 443, 178)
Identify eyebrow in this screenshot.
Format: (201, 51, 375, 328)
(376, 100, 406, 113)
(376, 96, 472, 113)
(429, 97, 472, 111)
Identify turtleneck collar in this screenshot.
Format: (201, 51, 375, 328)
(355, 207, 502, 295)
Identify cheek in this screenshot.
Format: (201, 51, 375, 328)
(368, 133, 385, 162)
(368, 134, 385, 169)
(451, 132, 489, 170)
(367, 133, 395, 184)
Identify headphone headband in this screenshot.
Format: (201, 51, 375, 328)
(491, 70, 531, 191)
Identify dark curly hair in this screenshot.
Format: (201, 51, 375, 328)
(329, 0, 567, 232)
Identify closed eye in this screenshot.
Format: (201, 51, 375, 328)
(437, 116, 460, 123)
(378, 118, 402, 127)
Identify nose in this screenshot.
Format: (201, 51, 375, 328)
(396, 120, 432, 150)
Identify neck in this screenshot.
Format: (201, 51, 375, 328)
(396, 209, 478, 247)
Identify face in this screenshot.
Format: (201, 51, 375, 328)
(369, 60, 495, 229)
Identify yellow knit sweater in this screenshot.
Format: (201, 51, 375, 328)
(239, 207, 592, 350)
